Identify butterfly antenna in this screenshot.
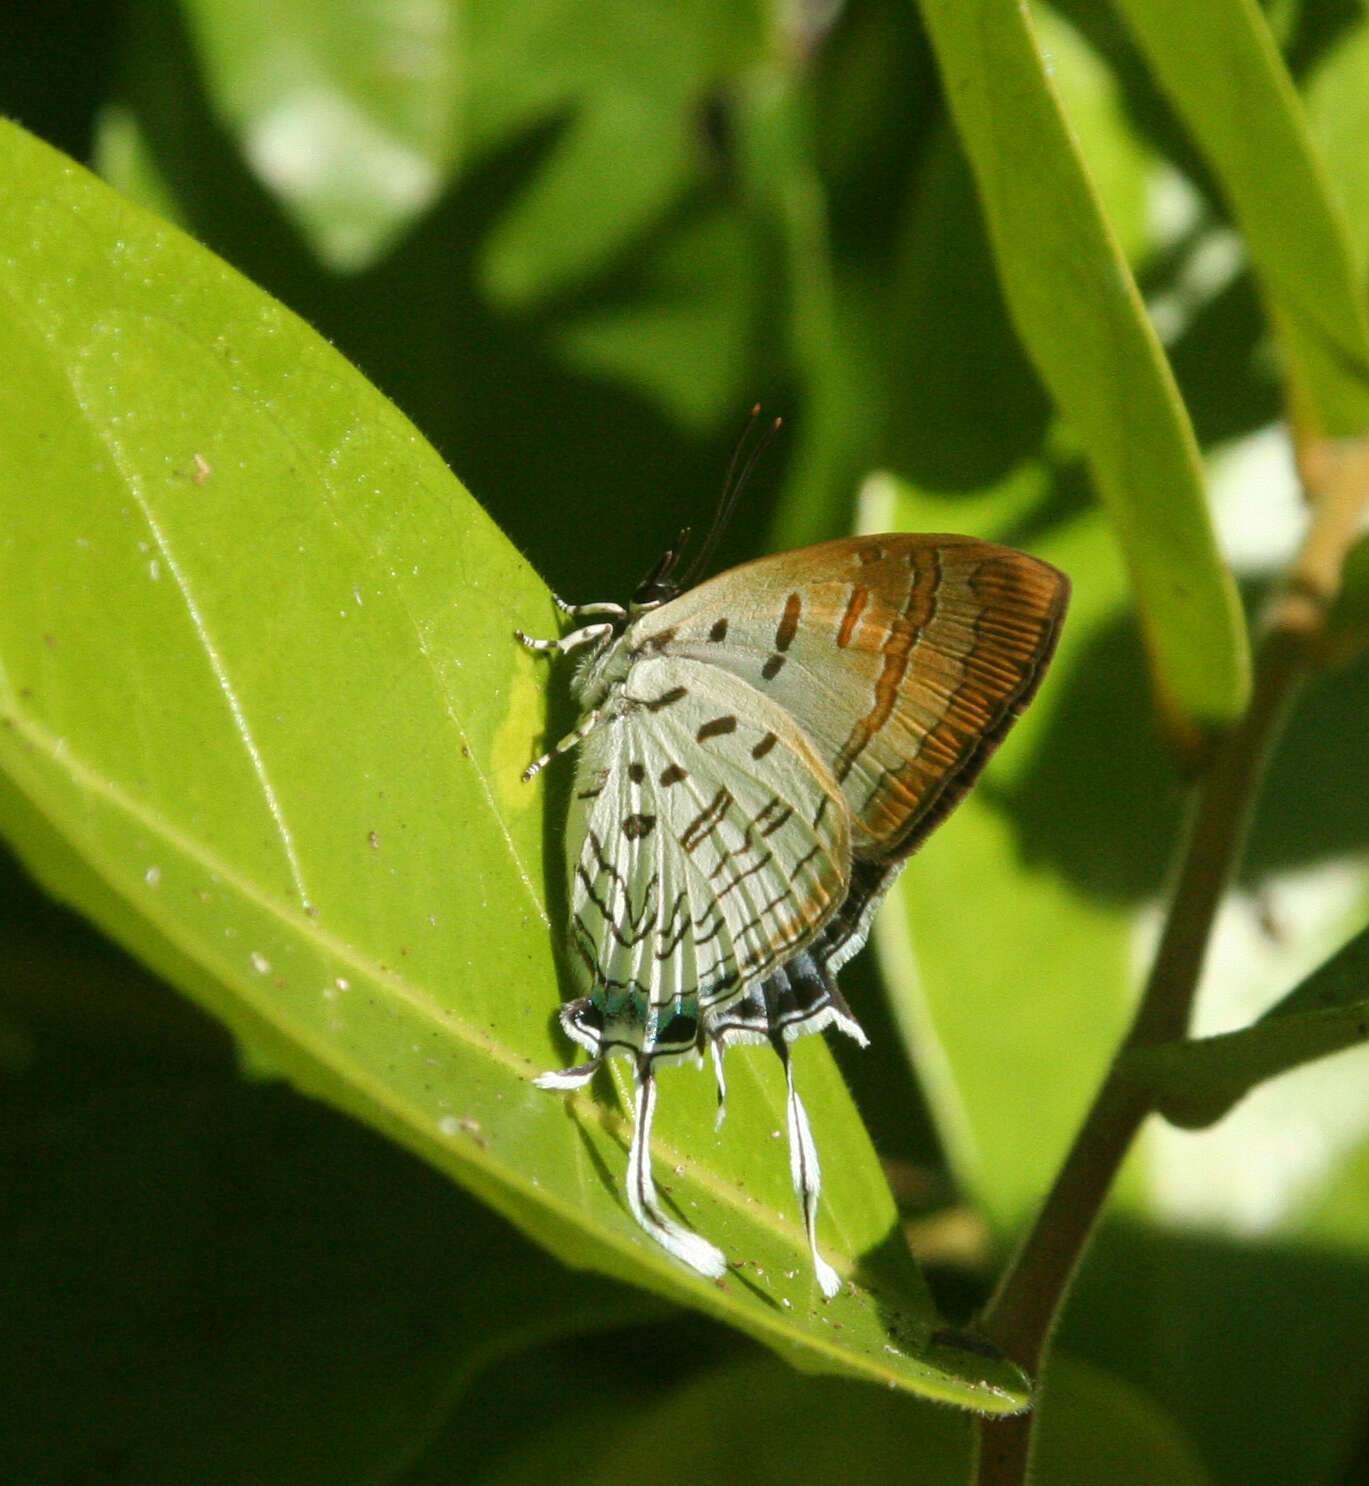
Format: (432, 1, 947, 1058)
(633, 525, 692, 605)
(678, 405, 783, 591)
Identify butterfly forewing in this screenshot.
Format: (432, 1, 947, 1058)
(568, 654, 850, 1060)
(633, 535, 1068, 863)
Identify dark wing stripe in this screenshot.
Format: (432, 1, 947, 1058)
(836, 586, 869, 648)
(832, 544, 940, 783)
(680, 787, 732, 852)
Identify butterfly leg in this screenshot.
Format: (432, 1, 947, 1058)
(551, 595, 627, 621)
(774, 1039, 842, 1298)
(516, 620, 616, 655)
(521, 705, 610, 781)
(627, 1064, 727, 1282)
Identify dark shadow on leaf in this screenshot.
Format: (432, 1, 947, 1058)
(1061, 1219, 1369, 1486)
(990, 607, 1187, 903)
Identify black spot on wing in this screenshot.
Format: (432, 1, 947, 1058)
(761, 654, 786, 681)
(708, 617, 729, 642)
(622, 813, 656, 840)
(659, 763, 688, 786)
(646, 686, 687, 711)
(655, 1009, 699, 1049)
(696, 715, 738, 742)
(775, 592, 802, 651)
(628, 761, 645, 784)
(751, 732, 778, 759)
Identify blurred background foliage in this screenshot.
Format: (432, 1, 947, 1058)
(4, 0, 1369, 1482)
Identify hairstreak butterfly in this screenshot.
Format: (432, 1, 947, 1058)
(519, 422, 1068, 1294)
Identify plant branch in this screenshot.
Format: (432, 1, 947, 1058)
(972, 434, 1369, 1486)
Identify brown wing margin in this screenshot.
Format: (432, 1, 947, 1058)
(870, 547, 1070, 866)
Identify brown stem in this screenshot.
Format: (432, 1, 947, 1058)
(972, 437, 1369, 1486)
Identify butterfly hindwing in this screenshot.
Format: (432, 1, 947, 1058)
(568, 654, 851, 1063)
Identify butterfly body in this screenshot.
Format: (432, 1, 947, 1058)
(522, 533, 1068, 1294)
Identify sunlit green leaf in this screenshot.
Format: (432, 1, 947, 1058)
(914, 0, 1250, 737)
(1112, 0, 1369, 437)
(179, 0, 464, 270)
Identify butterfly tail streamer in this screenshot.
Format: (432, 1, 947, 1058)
(628, 1066, 728, 1281)
(776, 1039, 842, 1298)
(709, 1039, 729, 1130)
(533, 1058, 601, 1091)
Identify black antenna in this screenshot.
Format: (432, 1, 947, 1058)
(632, 526, 692, 605)
(676, 405, 782, 592)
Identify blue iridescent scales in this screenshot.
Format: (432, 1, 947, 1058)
(519, 533, 1069, 1294)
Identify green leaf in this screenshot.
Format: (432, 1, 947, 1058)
(464, 0, 766, 307)
(0, 119, 1025, 1409)
(172, 0, 766, 288)
(1063, 1223, 1369, 1485)
(178, 0, 465, 270)
(913, 0, 1250, 737)
(1119, 922, 1369, 1129)
(473, 1349, 1209, 1486)
(1112, 0, 1369, 437)
(477, 1352, 973, 1486)
(1305, 15, 1369, 275)
(1034, 1355, 1211, 1486)
(1328, 531, 1369, 660)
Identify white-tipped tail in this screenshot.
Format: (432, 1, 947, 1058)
(627, 1072, 727, 1281)
(534, 1059, 601, 1091)
(710, 1040, 729, 1131)
(781, 1050, 842, 1298)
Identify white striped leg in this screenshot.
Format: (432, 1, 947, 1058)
(521, 705, 607, 782)
(627, 1068, 727, 1281)
(515, 620, 616, 655)
(778, 1045, 842, 1298)
(551, 596, 627, 620)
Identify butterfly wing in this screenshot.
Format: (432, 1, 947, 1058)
(562, 654, 852, 1290)
(635, 534, 1068, 864)
(566, 653, 851, 1059)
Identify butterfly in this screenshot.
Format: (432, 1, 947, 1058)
(519, 444, 1068, 1296)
